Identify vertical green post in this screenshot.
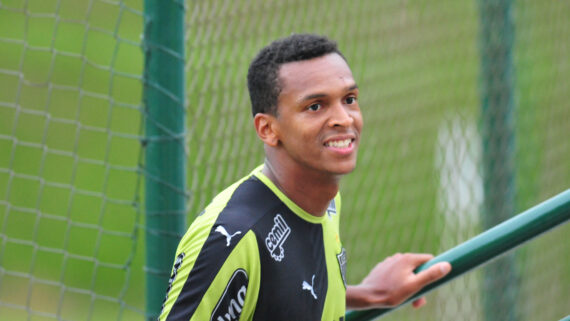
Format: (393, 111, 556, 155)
(143, 0, 186, 320)
(478, 1, 518, 321)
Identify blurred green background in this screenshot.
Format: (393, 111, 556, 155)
(1, 0, 568, 320)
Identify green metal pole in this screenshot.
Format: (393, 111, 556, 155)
(345, 189, 570, 321)
(478, 1, 517, 320)
(143, 0, 186, 320)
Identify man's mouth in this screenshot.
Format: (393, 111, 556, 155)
(324, 138, 353, 148)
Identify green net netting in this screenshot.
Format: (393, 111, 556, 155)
(1, 0, 568, 320)
(0, 0, 145, 319)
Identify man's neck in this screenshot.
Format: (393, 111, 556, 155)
(262, 159, 340, 217)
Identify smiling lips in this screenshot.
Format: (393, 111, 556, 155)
(323, 138, 357, 156)
(325, 138, 353, 148)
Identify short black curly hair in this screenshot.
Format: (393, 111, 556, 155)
(247, 34, 344, 116)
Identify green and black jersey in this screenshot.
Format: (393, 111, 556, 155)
(159, 166, 348, 321)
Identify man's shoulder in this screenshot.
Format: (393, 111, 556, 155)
(195, 171, 279, 231)
(215, 175, 281, 228)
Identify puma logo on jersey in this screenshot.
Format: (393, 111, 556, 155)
(265, 214, 291, 261)
(215, 225, 242, 247)
(302, 274, 317, 300)
(211, 269, 248, 321)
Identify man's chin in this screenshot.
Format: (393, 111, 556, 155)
(329, 162, 357, 176)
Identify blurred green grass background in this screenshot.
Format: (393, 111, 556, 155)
(1, 0, 569, 320)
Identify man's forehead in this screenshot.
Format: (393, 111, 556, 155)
(279, 52, 349, 73)
(277, 53, 354, 89)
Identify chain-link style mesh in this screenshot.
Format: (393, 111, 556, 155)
(1, 0, 568, 320)
(0, 0, 145, 319)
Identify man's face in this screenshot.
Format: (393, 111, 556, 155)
(272, 53, 363, 176)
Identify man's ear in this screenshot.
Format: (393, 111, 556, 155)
(254, 113, 279, 147)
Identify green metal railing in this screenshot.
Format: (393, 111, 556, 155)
(345, 189, 570, 321)
(143, 0, 186, 320)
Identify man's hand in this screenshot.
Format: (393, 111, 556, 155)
(346, 253, 451, 310)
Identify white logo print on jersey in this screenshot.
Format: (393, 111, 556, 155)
(215, 225, 242, 247)
(337, 248, 347, 288)
(326, 199, 337, 220)
(302, 275, 317, 300)
(159, 252, 185, 316)
(211, 269, 248, 321)
(265, 214, 291, 261)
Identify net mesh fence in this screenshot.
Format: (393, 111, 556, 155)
(0, 0, 145, 319)
(1, 0, 569, 320)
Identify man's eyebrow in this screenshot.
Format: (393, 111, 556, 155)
(299, 84, 359, 102)
(347, 84, 359, 91)
(300, 93, 327, 102)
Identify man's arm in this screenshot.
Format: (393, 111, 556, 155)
(346, 253, 451, 309)
(159, 228, 261, 321)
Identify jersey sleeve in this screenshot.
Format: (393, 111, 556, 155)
(158, 217, 261, 321)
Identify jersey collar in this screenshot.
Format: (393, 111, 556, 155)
(252, 166, 330, 224)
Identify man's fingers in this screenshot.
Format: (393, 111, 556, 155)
(401, 253, 434, 266)
(414, 262, 452, 287)
(412, 297, 427, 308)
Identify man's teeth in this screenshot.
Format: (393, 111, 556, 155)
(326, 139, 351, 148)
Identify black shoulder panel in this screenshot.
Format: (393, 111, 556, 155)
(165, 176, 280, 320)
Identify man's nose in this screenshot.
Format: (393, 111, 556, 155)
(328, 103, 354, 127)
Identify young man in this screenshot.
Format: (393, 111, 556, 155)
(158, 34, 451, 321)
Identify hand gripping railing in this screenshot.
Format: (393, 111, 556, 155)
(346, 189, 570, 321)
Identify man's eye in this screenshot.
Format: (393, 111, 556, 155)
(308, 103, 321, 111)
(345, 96, 357, 104)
